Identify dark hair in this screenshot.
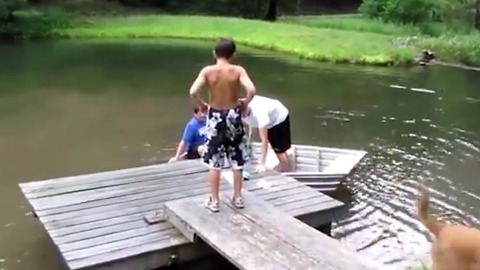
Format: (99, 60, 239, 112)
(214, 38, 236, 59)
(193, 105, 207, 114)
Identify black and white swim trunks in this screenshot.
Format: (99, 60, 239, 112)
(202, 106, 248, 170)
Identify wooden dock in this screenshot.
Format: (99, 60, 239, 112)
(165, 191, 382, 270)
(18, 159, 360, 270)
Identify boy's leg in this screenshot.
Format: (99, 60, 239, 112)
(276, 153, 290, 172)
(208, 169, 221, 202)
(201, 110, 227, 212)
(268, 115, 292, 172)
(226, 107, 247, 208)
(232, 168, 243, 199)
(202, 146, 222, 212)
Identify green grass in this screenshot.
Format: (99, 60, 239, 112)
(281, 14, 480, 67)
(54, 15, 415, 66)
(5, 10, 480, 67)
(281, 14, 421, 36)
(417, 33, 480, 66)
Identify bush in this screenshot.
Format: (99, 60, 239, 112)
(0, 9, 74, 39)
(359, 0, 437, 25)
(0, 0, 26, 20)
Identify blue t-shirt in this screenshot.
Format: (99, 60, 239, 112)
(182, 117, 207, 150)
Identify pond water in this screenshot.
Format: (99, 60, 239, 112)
(0, 39, 479, 270)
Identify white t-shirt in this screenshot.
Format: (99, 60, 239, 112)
(243, 95, 289, 129)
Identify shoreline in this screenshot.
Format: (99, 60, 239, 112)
(56, 34, 406, 67)
(51, 15, 418, 67)
(432, 61, 480, 72)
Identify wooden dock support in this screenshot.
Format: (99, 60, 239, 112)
(165, 191, 382, 270)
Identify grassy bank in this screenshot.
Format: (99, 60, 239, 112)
(281, 14, 422, 36)
(52, 15, 415, 66)
(4, 10, 480, 67)
(282, 15, 480, 67)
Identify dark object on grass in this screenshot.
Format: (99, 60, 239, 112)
(418, 49, 436, 66)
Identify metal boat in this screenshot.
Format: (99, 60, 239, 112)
(248, 142, 367, 192)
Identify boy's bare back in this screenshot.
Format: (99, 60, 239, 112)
(189, 37, 256, 114)
(203, 63, 245, 110)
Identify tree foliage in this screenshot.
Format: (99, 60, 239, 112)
(115, 0, 287, 19)
(435, 0, 479, 29)
(0, 0, 26, 21)
(359, 0, 480, 30)
(359, 0, 437, 24)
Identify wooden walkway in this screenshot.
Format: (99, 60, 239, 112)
(166, 191, 382, 270)
(18, 160, 345, 270)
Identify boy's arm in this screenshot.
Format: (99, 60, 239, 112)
(258, 127, 269, 166)
(170, 124, 194, 162)
(189, 68, 208, 108)
(239, 66, 256, 105)
(256, 113, 270, 166)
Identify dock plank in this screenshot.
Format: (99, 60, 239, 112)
(19, 161, 207, 194)
(226, 192, 381, 269)
(19, 160, 346, 270)
(165, 192, 378, 270)
(46, 180, 306, 239)
(165, 195, 320, 270)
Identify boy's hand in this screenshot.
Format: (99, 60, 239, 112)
(238, 99, 248, 116)
(254, 164, 267, 172)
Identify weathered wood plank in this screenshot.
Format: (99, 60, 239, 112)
(57, 197, 338, 270)
(60, 188, 339, 269)
(19, 162, 347, 270)
(52, 196, 336, 253)
(45, 183, 335, 238)
(19, 160, 206, 194)
(35, 170, 283, 217)
(45, 186, 331, 242)
(38, 173, 259, 227)
(24, 164, 209, 200)
(165, 194, 324, 270)
(44, 178, 302, 238)
(219, 192, 381, 270)
(67, 234, 188, 270)
(69, 238, 212, 270)
(41, 184, 227, 231)
(29, 172, 209, 211)
(168, 191, 378, 270)
(40, 172, 337, 231)
(59, 222, 170, 253)
(29, 168, 274, 212)
(51, 184, 335, 247)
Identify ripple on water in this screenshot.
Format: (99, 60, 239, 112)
(316, 105, 480, 269)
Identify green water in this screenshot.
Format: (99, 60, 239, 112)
(1, 39, 479, 270)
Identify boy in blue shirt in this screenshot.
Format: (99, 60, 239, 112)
(169, 106, 207, 162)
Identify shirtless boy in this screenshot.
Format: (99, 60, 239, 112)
(189, 38, 256, 212)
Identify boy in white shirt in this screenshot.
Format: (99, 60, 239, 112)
(242, 95, 292, 172)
